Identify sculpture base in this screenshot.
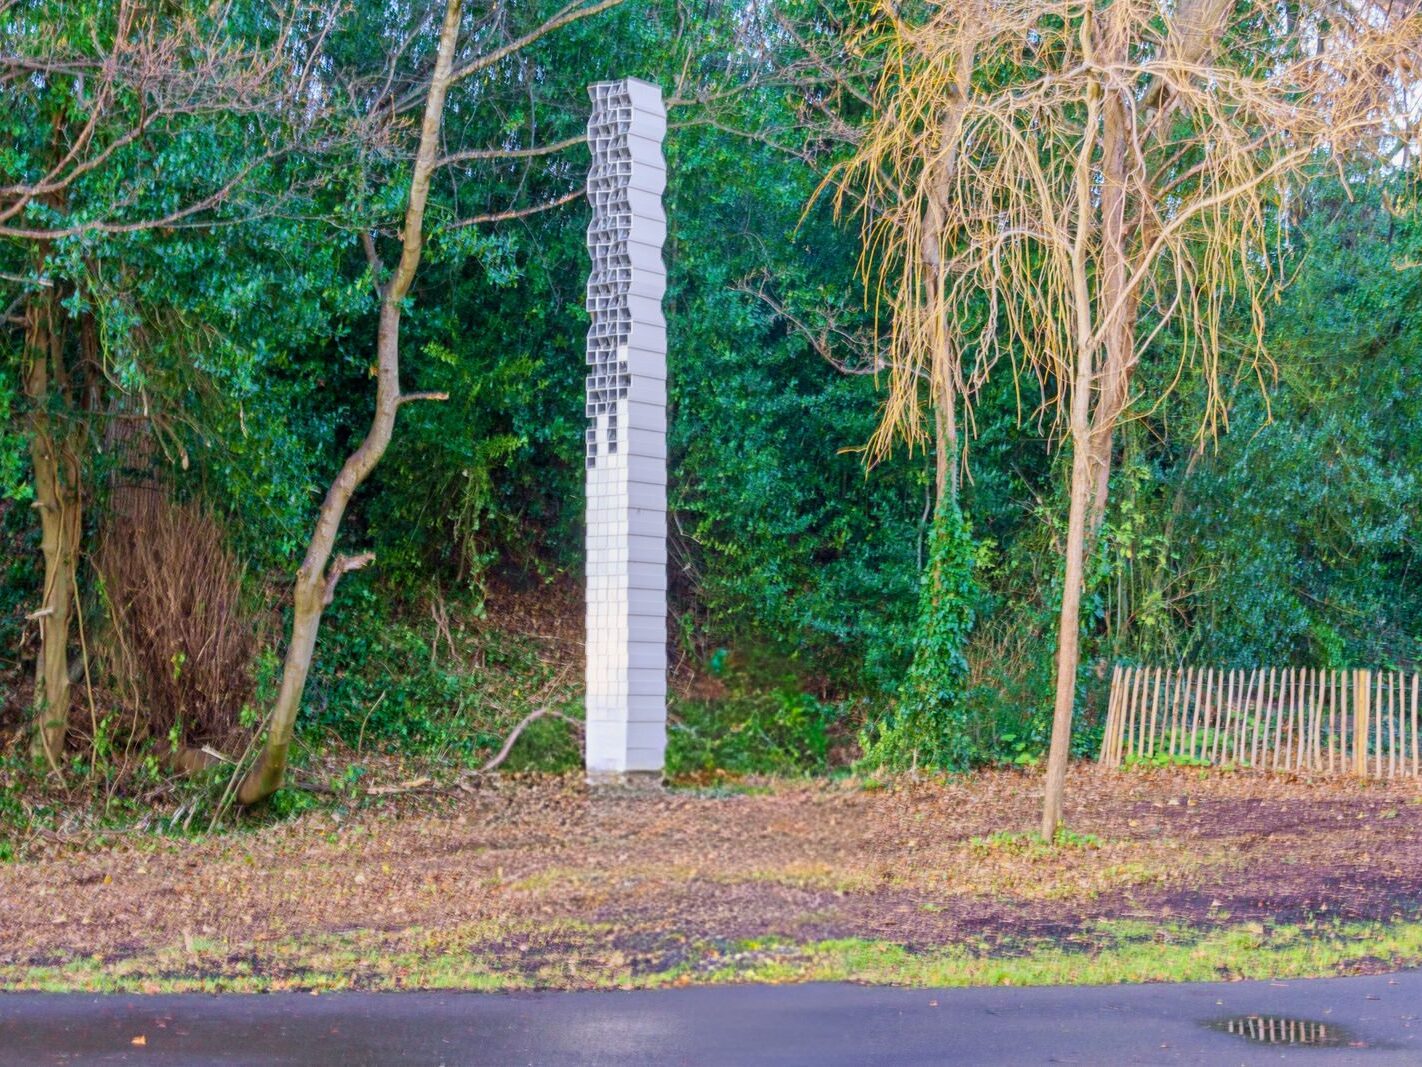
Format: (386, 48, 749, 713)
(585, 769, 665, 793)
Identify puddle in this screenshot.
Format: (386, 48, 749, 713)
(1208, 1015, 1359, 1048)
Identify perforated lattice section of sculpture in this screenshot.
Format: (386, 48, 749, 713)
(585, 82, 635, 468)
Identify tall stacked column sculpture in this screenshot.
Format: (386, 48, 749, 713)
(584, 79, 667, 783)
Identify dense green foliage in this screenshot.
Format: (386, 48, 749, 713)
(1147, 189, 1422, 668)
(1, 0, 1417, 792)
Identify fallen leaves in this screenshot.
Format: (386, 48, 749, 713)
(0, 764, 1418, 993)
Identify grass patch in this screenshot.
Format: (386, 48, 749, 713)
(4, 917, 1421, 994)
(771, 918, 1422, 986)
(968, 828, 1102, 858)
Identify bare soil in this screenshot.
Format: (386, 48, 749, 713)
(2, 764, 1421, 988)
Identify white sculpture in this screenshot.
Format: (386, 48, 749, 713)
(584, 78, 667, 783)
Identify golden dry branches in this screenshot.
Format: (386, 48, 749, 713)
(830, 0, 1422, 464)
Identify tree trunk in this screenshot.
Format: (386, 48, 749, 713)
(237, 0, 464, 804)
(24, 293, 80, 771)
(1080, 0, 1233, 552)
(28, 427, 79, 769)
(1042, 46, 1103, 841)
(930, 283, 959, 509)
(923, 37, 974, 512)
(1041, 425, 1093, 839)
(1085, 50, 1134, 552)
(1044, 33, 1135, 833)
(933, 381, 957, 508)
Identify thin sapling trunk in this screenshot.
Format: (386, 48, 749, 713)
(236, 0, 463, 804)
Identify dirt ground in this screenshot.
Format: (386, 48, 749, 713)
(2, 764, 1421, 989)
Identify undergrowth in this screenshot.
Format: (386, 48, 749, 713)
(307, 583, 582, 769)
(668, 688, 839, 778)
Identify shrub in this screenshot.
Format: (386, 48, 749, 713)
(95, 494, 257, 750)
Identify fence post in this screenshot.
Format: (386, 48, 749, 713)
(1412, 670, 1419, 778)
(1100, 665, 1121, 765)
(1353, 669, 1371, 778)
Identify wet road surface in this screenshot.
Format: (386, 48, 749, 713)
(2, 971, 1420, 1065)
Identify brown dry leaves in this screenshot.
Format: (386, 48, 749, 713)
(1, 764, 1420, 983)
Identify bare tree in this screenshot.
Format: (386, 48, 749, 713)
(236, 0, 630, 803)
(831, 0, 1420, 836)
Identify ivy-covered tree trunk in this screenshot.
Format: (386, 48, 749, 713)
(24, 290, 81, 771)
(860, 498, 976, 771)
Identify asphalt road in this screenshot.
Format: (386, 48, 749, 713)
(2, 972, 1420, 1066)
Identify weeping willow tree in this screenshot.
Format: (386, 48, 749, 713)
(832, 0, 1420, 836)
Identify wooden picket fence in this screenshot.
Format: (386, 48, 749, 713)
(1100, 666, 1421, 778)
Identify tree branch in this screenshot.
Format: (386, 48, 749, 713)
(436, 134, 586, 169)
(396, 390, 449, 406)
(448, 188, 583, 228)
(361, 231, 385, 284)
(392, 0, 630, 113)
(472, 707, 585, 775)
(322, 551, 375, 606)
(0, 148, 287, 240)
(737, 278, 892, 377)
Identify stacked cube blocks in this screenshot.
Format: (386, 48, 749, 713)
(584, 79, 667, 779)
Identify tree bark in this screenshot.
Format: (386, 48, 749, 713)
(1041, 424, 1094, 839)
(24, 290, 80, 771)
(237, 0, 464, 804)
(928, 260, 959, 508)
(933, 374, 957, 507)
(925, 198, 959, 511)
(1082, 0, 1230, 551)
